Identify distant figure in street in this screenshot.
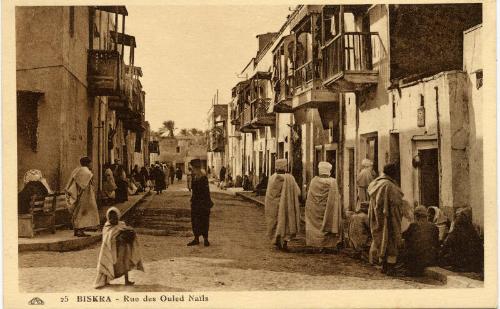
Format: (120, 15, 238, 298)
(176, 167, 183, 182)
(163, 164, 170, 188)
(348, 202, 371, 260)
(95, 207, 144, 288)
(187, 159, 213, 247)
(367, 162, 403, 275)
(219, 166, 226, 183)
(18, 169, 52, 214)
(427, 206, 450, 242)
(148, 164, 156, 189)
(131, 165, 145, 192)
(153, 165, 166, 194)
(140, 166, 150, 192)
(305, 161, 342, 251)
(397, 205, 439, 276)
(265, 158, 301, 251)
(114, 165, 129, 203)
(186, 166, 193, 192)
(169, 165, 175, 185)
(102, 164, 117, 200)
(439, 206, 483, 273)
(65, 157, 100, 237)
(255, 174, 268, 196)
(356, 159, 376, 212)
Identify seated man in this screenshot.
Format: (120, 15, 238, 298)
(439, 206, 483, 273)
(348, 202, 371, 260)
(399, 206, 440, 276)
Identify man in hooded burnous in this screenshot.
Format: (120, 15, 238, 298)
(305, 161, 342, 251)
(65, 156, 100, 237)
(264, 158, 301, 251)
(187, 159, 213, 247)
(367, 162, 403, 275)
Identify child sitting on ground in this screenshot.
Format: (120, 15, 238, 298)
(94, 207, 144, 288)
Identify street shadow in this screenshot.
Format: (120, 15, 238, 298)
(103, 283, 186, 292)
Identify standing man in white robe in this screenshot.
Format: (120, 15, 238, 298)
(264, 159, 301, 251)
(305, 161, 342, 251)
(65, 156, 100, 237)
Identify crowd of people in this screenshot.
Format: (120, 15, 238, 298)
(264, 158, 484, 277)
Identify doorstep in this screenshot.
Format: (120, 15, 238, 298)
(18, 191, 151, 252)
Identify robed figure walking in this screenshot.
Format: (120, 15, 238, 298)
(305, 161, 342, 250)
(187, 159, 213, 247)
(65, 157, 100, 237)
(264, 158, 301, 251)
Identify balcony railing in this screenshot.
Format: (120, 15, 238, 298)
(88, 50, 121, 96)
(252, 98, 275, 127)
(273, 76, 293, 112)
(294, 61, 314, 89)
(322, 32, 379, 90)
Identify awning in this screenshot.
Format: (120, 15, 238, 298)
(95, 6, 128, 16)
(110, 31, 137, 47)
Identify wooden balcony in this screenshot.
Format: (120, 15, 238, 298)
(251, 98, 275, 127)
(209, 126, 225, 152)
(273, 77, 293, 113)
(322, 32, 379, 91)
(87, 50, 121, 96)
(292, 61, 339, 110)
(239, 106, 256, 133)
(230, 109, 240, 125)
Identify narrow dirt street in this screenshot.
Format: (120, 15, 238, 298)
(19, 179, 443, 292)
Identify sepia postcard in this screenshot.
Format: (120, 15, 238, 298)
(3, 0, 497, 308)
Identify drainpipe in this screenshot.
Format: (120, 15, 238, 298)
(338, 94, 344, 215)
(434, 86, 442, 209)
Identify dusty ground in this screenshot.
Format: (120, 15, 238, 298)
(19, 180, 443, 292)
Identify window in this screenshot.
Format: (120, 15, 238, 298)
(176, 146, 180, 153)
(17, 92, 40, 152)
(69, 7, 75, 37)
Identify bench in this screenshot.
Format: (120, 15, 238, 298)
(18, 193, 71, 238)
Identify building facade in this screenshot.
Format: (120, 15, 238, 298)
(158, 135, 208, 173)
(16, 6, 150, 197)
(222, 4, 483, 228)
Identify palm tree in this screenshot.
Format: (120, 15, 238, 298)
(159, 120, 175, 137)
(179, 128, 189, 136)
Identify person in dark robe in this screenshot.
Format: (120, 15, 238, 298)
(169, 165, 175, 185)
(219, 166, 226, 183)
(140, 166, 149, 191)
(153, 165, 166, 194)
(176, 167, 183, 182)
(187, 159, 213, 247)
(439, 206, 483, 273)
(255, 174, 269, 196)
(398, 206, 440, 276)
(114, 165, 129, 203)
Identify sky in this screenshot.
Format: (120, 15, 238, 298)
(125, 6, 291, 133)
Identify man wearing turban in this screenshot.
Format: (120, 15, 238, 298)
(305, 162, 342, 251)
(264, 158, 301, 251)
(65, 157, 100, 237)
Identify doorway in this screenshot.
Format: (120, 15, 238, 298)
(325, 149, 337, 178)
(348, 148, 355, 211)
(419, 148, 439, 207)
(314, 146, 323, 176)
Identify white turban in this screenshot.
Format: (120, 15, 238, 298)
(361, 158, 373, 167)
(275, 159, 288, 172)
(318, 161, 332, 176)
